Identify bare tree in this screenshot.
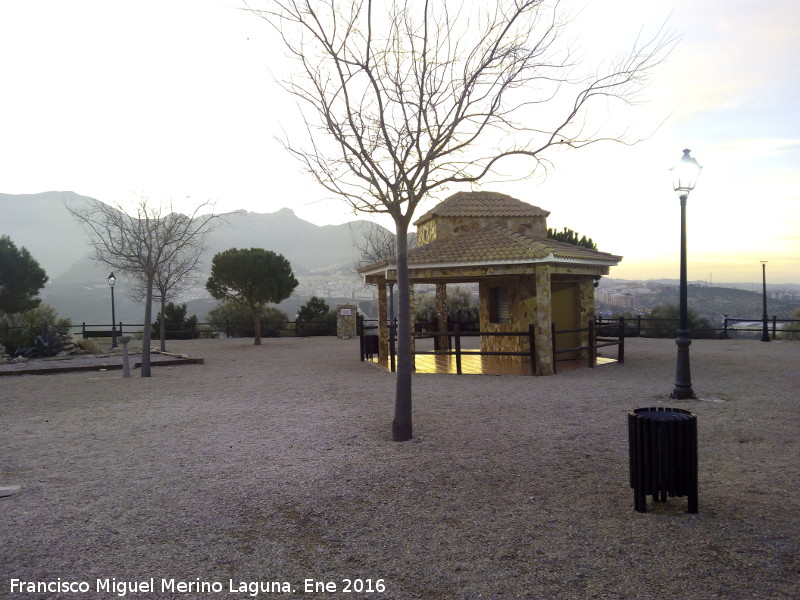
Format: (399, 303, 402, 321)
(128, 239, 205, 352)
(69, 198, 223, 376)
(255, 0, 676, 440)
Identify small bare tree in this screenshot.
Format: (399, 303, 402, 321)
(256, 0, 676, 440)
(355, 223, 396, 268)
(351, 222, 408, 269)
(127, 240, 204, 352)
(69, 198, 223, 376)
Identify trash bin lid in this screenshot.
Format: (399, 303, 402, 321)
(630, 407, 695, 421)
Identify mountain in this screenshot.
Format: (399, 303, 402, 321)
(0, 192, 372, 278)
(204, 208, 366, 273)
(0, 191, 380, 324)
(0, 191, 95, 278)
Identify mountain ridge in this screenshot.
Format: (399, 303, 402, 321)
(1, 191, 378, 323)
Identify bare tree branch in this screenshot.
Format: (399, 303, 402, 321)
(350, 221, 416, 269)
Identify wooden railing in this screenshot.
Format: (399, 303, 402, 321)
(360, 318, 625, 375)
(551, 319, 625, 374)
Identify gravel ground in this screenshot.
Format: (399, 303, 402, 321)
(1, 336, 798, 600)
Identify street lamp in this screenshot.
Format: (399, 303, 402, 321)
(669, 149, 702, 399)
(760, 261, 770, 342)
(108, 272, 117, 349)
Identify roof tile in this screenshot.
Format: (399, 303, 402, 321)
(414, 191, 550, 225)
(358, 225, 622, 272)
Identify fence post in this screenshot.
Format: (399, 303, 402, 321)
(528, 323, 537, 376)
(588, 319, 596, 368)
(618, 317, 625, 364)
(722, 317, 728, 340)
(454, 323, 462, 374)
(551, 322, 558, 375)
(82, 322, 86, 339)
(772, 316, 777, 339)
(637, 315, 642, 337)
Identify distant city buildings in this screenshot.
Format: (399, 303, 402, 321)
(595, 290, 635, 309)
(594, 280, 659, 313)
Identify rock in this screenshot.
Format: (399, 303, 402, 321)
(0, 485, 21, 497)
(12, 356, 28, 363)
(78, 339, 100, 354)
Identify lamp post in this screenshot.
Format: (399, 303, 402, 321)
(108, 272, 117, 349)
(669, 149, 702, 399)
(760, 261, 770, 342)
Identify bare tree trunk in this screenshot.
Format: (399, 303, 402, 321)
(393, 220, 412, 441)
(141, 276, 154, 377)
(253, 307, 262, 345)
(159, 297, 166, 352)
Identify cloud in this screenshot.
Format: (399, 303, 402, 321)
(710, 138, 800, 160)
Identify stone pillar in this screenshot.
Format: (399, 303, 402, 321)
(377, 281, 389, 362)
(336, 304, 357, 339)
(120, 336, 132, 377)
(535, 265, 554, 376)
(435, 283, 449, 351)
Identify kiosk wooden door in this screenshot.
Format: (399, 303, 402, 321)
(551, 282, 579, 360)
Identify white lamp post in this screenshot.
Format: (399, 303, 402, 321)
(108, 272, 117, 349)
(669, 149, 702, 399)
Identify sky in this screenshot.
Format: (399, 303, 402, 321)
(1, 0, 798, 284)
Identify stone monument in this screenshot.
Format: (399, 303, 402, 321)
(336, 305, 357, 339)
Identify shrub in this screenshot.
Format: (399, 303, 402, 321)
(641, 304, 716, 339)
(0, 304, 71, 354)
(207, 301, 289, 338)
(151, 302, 199, 340)
(778, 307, 800, 341)
(14, 323, 68, 358)
(296, 297, 336, 336)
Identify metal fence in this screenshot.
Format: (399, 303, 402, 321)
(595, 315, 800, 340)
(1, 320, 339, 341)
(4, 314, 798, 347)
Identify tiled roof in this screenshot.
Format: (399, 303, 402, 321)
(413, 191, 550, 225)
(358, 225, 622, 273)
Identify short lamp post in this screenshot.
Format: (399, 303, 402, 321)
(108, 272, 118, 349)
(670, 149, 702, 399)
(760, 261, 770, 342)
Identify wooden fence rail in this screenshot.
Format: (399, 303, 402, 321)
(360, 318, 625, 376)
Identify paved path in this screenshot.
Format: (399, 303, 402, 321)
(0, 351, 203, 376)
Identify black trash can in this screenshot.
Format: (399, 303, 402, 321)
(363, 334, 379, 358)
(628, 407, 698, 513)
